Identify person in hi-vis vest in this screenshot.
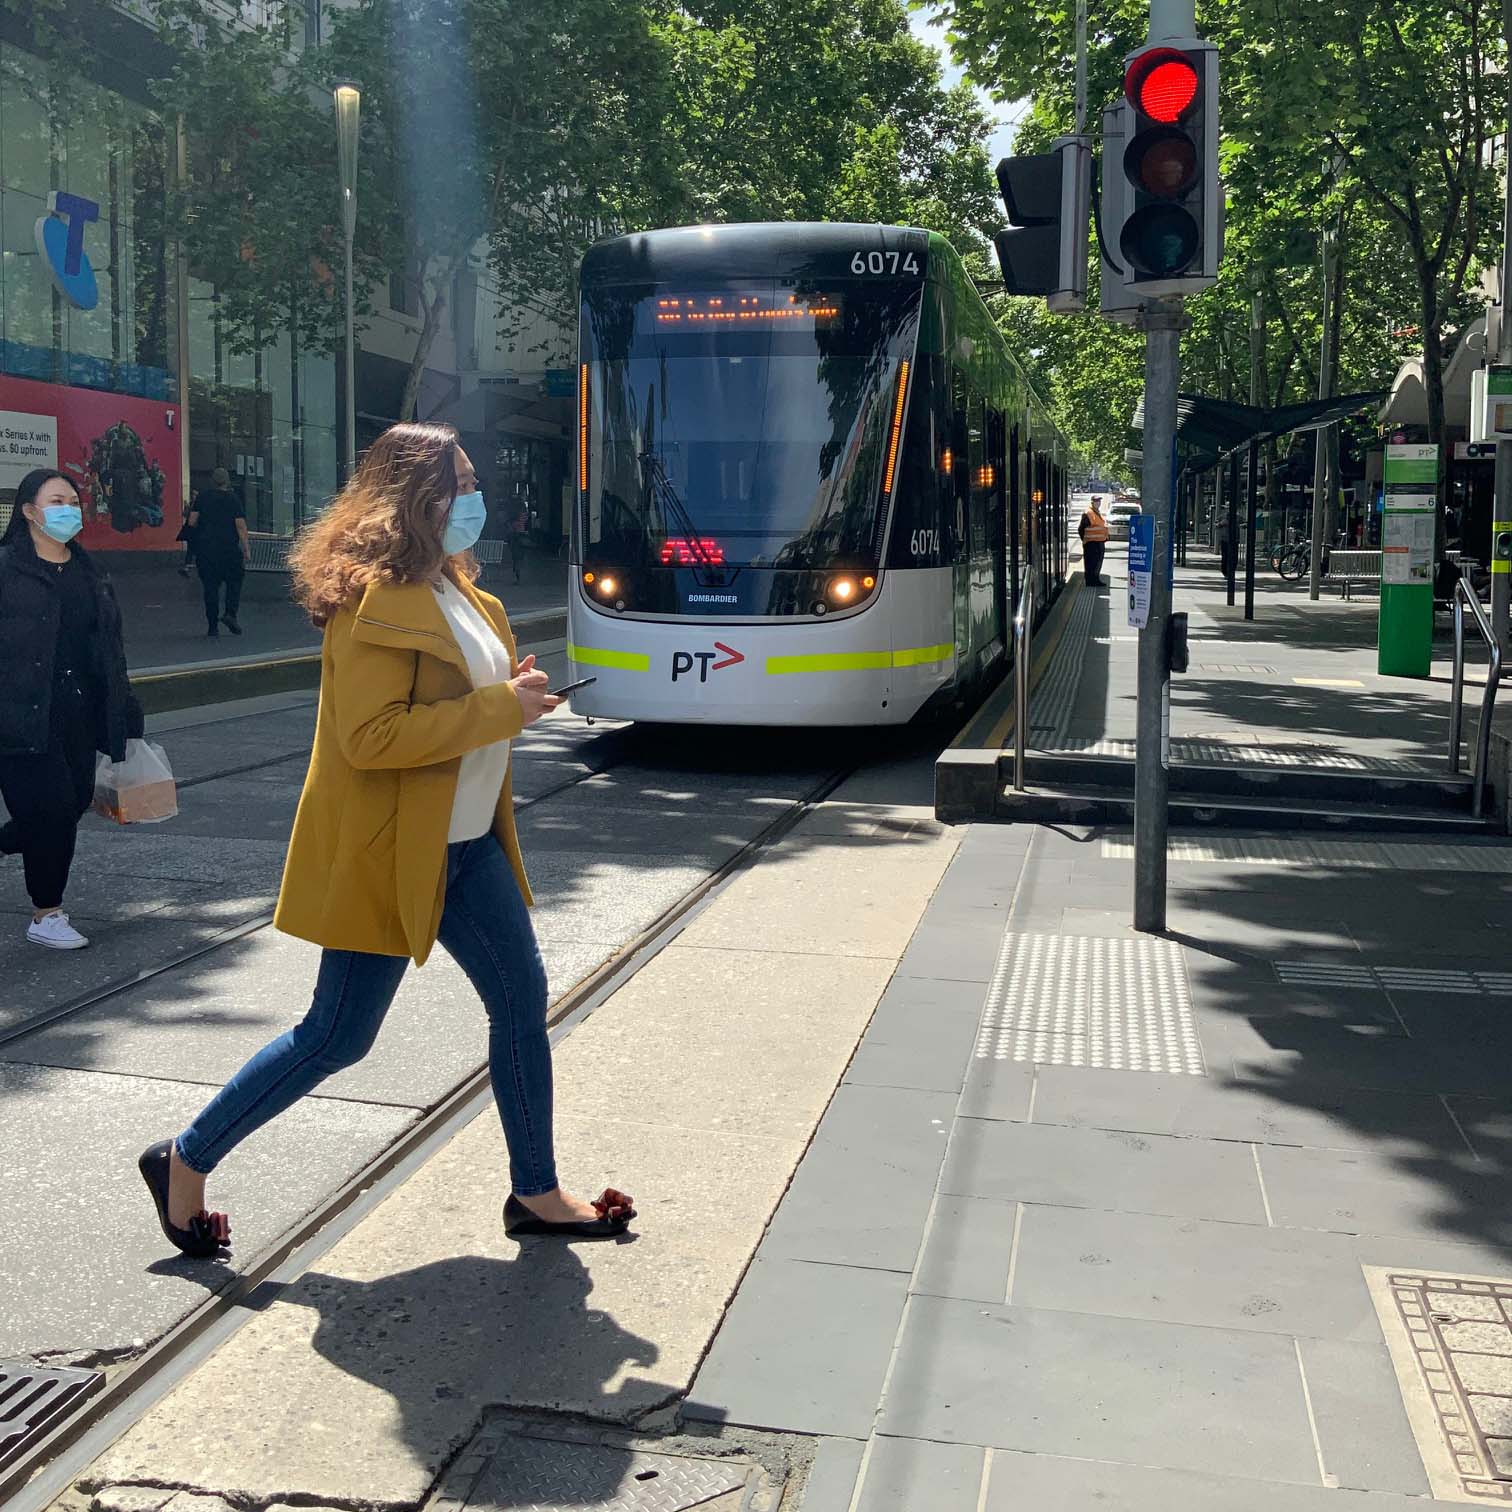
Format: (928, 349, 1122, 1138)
(1079, 497, 1110, 587)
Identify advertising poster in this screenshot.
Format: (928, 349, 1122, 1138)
(0, 374, 182, 551)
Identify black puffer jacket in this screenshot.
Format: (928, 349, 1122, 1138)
(0, 537, 144, 761)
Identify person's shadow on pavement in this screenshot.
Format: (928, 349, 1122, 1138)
(288, 1247, 660, 1503)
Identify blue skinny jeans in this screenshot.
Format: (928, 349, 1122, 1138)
(176, 836, 557, 1196)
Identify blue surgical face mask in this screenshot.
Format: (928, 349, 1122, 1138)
(442, 490, 486, 555)
(38, 503, 83, 545)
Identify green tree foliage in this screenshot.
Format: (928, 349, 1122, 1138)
(935, 0, 1507, 479)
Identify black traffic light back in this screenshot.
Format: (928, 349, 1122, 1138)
(994, 154, 1062, 298)
(994, 138, 1091, 311)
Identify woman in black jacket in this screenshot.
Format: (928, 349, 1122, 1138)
(0, 468, 144, 950)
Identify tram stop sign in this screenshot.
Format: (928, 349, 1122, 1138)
(1378, 443, 1436, 678)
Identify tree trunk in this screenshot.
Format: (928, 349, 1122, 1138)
(1420, 274, 1448, 555)
(399, 271, 451, 424)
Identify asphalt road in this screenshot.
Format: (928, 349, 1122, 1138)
(0, 635, 922, 1366)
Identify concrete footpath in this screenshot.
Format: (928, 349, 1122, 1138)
(60, 560, 1512, 1511)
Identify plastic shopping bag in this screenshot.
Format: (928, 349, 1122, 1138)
(94, 740, 179, 825)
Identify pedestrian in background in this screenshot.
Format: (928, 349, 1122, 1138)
(139, 420, 634, 1258)
(1078, 495, 1110, 587)
(0, 468, 145, 951)
(1216, 507, 1237, 585)
(190, 467, 250, 637)
(508, 500, 528, 585)
(175, 510, 196, 578)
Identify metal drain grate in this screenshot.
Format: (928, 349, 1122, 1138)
(1367, 1268, 1512, 1503)
(0, 1364, 103, 1469)
(1104, 835, 1512, 872)
(977, 932, 1204, 1074)
(1277, 962, 1512, 997)
(461, 1434, 759, 1510)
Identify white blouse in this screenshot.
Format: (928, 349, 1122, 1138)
(432, 578, 513, 843)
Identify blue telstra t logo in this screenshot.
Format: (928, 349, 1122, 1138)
(34, 191, 100, 311)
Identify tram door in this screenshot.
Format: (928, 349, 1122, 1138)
(1009, 425, 1022, 616)
(988, 408, 1008, 654)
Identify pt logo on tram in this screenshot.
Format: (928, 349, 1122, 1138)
(671, 643, 746, 682)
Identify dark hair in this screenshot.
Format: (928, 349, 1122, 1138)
(2, 469, 78, 547)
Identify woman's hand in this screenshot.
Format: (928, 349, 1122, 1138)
(510, 654, 561, 727)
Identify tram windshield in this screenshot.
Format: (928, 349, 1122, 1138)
(580, 280, 920, 570)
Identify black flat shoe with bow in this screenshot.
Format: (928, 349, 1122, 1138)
(503, 1188, 635, 1240)
(138, 1140, 230, 1259)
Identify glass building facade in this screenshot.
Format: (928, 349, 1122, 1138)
(0, 39, 337, 545)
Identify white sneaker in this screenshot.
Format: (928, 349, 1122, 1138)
(27, 912, 89, 950)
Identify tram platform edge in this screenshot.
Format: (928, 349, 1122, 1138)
(935, 569, 1088, 822)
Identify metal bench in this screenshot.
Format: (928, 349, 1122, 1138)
(1323, 548, 1382, 600)
(245, 536, 292, 573)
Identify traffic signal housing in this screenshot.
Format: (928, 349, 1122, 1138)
(994, 135, 1090, 313)
(1115, 40, 1219, 296)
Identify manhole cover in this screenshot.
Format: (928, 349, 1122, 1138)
(977, 932, 1204, 1075)
(462, 1433, 761, 1511)
(0, 1363, 104, 1470)
(1367, 1267, 1512, 1502)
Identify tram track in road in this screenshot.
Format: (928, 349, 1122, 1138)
(0, 713, 640, 1055)
(1, 756, 858, 1512)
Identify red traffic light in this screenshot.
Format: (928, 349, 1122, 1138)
(1126, 48, 1199, 123)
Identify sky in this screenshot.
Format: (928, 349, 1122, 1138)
(907, 4, 1028, 167)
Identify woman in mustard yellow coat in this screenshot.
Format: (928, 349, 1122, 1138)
(138, 422, 633, 1257)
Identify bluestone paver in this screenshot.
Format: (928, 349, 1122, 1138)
(687, 1258, 907, 1438)
(1258, 1142, 1512, 1247)
(796, 1438, 864, 1512)
(841, 977, 984, 1095)
(911, 1195, 1017, 1305)
(854, 1435, 985, 1510)
(879, 1294, 1320, 1483)
(758, 1083, 956, 1272)
(939, 1117, 1269, 1225)
(1297, 1337, 1433, 1496)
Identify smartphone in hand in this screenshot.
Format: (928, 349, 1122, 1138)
(548, 676, 598, 697)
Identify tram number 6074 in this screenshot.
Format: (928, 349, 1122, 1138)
(909, 529, 941, 557)
(852, 251, 921, 276)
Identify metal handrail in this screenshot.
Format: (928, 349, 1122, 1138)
(1012, 573, 1037, 791)
(1448, 575, 1502, 819)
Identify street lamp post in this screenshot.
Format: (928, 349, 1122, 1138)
(334, 81, 360, 479)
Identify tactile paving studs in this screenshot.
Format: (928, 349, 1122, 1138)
(976, 932, 1204, 1075)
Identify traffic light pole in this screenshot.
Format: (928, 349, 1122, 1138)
(1494, 0, 1512, 659)
(1134, 299, 1185, 934)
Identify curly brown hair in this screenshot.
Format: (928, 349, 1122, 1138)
(290, 421, 478, 628)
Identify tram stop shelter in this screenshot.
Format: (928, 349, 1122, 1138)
(1132, 390, 1387, 619)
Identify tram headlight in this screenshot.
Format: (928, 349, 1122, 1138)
(829, 576, 858, 604)
(597, 575, 618, 598)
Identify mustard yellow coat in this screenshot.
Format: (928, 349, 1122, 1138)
(273, 575, 531, 965)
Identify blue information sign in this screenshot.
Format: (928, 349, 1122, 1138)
(1127, 513, 1154, 629)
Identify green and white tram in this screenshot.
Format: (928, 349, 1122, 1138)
(566, 222, 1069, 726)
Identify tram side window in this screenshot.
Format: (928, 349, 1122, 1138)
(949, 369, 970, 557)
(889, 355, 951, 568)
(967, 397, 989, 556)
